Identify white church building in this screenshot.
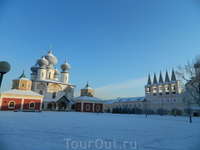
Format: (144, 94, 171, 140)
(30, 47, 76, 111)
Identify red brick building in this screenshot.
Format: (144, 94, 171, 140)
(73, 83, 104, 112)
(0, 72, 43, 111)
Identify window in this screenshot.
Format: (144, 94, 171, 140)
(52, 92, 56, 98)
(167, 99, 169, 102)
(29, 102, 35, 109)
(8, 101, 15, 108)
(86, 104, 90, 110)
(96, 105, 100, 111)
(22, 83, 25, 87)
(15, 82, 18, 88)
(49, 72, 51, 78)
(174, 99, 176, 102)
(39, 90, 43, 95)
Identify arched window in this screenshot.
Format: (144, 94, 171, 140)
(39, 90, 43, 95)
(49, 72, 51, 78)
(96, 105, 100, 111)
(52, 92, 56, 98)
(22, 83, 25, 87)
(8, 101, 15, 108)
(86, 104, 90, 110)
(29, 102, 35, 109)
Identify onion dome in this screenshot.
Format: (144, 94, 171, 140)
(30, 62, 39, 74)
(44, 50, 58, 69)
(60, 61, 71, 72)
(54, 67, 60, 77)
(194, 60, 200, 68)
(37, 56, 49, 69)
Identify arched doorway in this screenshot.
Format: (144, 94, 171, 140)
(58, 102, 67, 111)
(71, 104, 75, 110)
(47, 103, 52, 109)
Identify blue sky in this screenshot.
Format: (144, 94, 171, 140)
(1, 0, 200, 99)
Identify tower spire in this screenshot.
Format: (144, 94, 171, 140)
(171, 68, 177, 81)
(147, 74, 152, 84)
(153, 72, 157, 84)
(159, 71, 163, 83)
(165, 70, 170, 82)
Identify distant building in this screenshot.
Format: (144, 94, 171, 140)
(73, 83, 104, 113)
(104, 69, 187, 116)
(0, 71, 43, 111)
(144, 69, 185, 115)
(104, 97, 146, 113)
(30, 46, 76, 111)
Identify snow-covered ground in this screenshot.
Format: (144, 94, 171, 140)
(0, 111, 200, 150)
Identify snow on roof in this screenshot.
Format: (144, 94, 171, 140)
(1, 89, 43, 96)
(82, 86, 92, 90)
(35, 79, 76, 86)
(104, 97, 146, 104)
(43, 95, 74, 103)
(73, 96, 104, 102)
(13, 77, 30, 81)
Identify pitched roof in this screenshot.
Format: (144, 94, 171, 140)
(104, 97, 146, 104)
(73, 96, 104, 102)
(1, 89, 43, 96)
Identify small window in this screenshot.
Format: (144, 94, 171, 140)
(86, 104, 90, 110)
(29, 102, 35, 109)
(8, 101, 15, 108)
(49, 72, 51, 78)
(77, 104, 80, 110)
(174, 99, 176, 102)
(52, 92, 56, 98)
(15, 82, 18, 88)
(167, 99, 169, 102)
(39, 90, 43, 95)
(96, 105, 100, 111)
(22, 83, 25, 87)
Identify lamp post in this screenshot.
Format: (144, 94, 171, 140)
(0, 61, 11, 89)
(145, 100, 147, 117)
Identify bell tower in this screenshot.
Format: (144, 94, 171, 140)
(81, 82, 94, 97)
(12, 71, 32, 90)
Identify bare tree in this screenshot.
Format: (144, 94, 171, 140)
(176, 55, 200, 105)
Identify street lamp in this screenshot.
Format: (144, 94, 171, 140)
(0, 61, 11, 88)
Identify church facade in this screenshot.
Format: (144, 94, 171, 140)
(30, 47, 76, 111)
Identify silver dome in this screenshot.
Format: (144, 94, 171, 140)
(30, 62, 39, 74)
(45, 50, 58, 69)
(60, 61, 71, 72)
(54, 67, 60, 77)
(37, 56, 49, 69)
